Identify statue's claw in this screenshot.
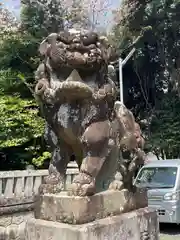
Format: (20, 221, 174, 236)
(69, 182, 95, 196)
(68, 172, 96, 196)
(109, 180, 124, 191)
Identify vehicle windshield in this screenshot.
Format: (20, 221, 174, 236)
(135, 167, 177, 189)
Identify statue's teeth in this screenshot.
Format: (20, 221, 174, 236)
(66, 69, 83, 82)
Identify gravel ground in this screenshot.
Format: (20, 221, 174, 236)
(160, 223, 180, 240)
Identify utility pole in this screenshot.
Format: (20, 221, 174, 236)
(119, 47, 136, 103)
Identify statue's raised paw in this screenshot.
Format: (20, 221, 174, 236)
(69, 182, 96, 196)
(68, 173, 95, 196)
(109, 180, 124, 191)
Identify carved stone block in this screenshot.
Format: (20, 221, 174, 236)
(34, 189, 147, 224)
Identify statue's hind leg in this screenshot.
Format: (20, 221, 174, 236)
(69, 120, 111, 196)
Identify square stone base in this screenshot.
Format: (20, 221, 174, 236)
(35, 189, 147, 224)
(25, 207, 159, 240)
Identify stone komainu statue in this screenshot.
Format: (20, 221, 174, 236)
(34, 29, 145, 196)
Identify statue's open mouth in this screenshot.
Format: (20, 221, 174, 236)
(35, 70, 94, 102)
(54, 80, 93, 100)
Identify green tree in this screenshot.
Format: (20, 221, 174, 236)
(21, 0, 65, 38)
(0, 0, 94, 169)
(148, 92, 180, 159)
(111, 0, 180, 158)
(0, 6, 48, 169)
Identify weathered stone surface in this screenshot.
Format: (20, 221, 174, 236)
(0, 202, 34, 216)
(0, 166, 79, 240)
(0, 215, 12, 228)
(6, 224, 19, 239)
(11, 213, 25, 225)
(34, 28, 146, 197)
(0, 212, 33, 240)
(26, 207, 159, 240)
(0, 166, 77, 204)
(35, 189, 147, 224)
(0, 226, 6, 240)
(21, 27, 152, 240)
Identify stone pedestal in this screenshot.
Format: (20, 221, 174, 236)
(34, 189, 147, 224)
(25, 208, 159, 240)
(25, 190, 159, 240)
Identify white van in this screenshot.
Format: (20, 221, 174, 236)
(134, 159, 180, 224)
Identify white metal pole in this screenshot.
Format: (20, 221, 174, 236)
(119, 58, 123, 103)
(122, 48, 136, 66)
(118, 47, 136, 104)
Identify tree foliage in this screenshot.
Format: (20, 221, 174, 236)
(21, 0, 65, 37)
(112, 0, 180, 158)
(148, 92, 180, 159)
(0, 0, 111, 169)
(0, 5, 47, 169)
(0, 96, 44, 148)
(2, 0, 180, 168)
